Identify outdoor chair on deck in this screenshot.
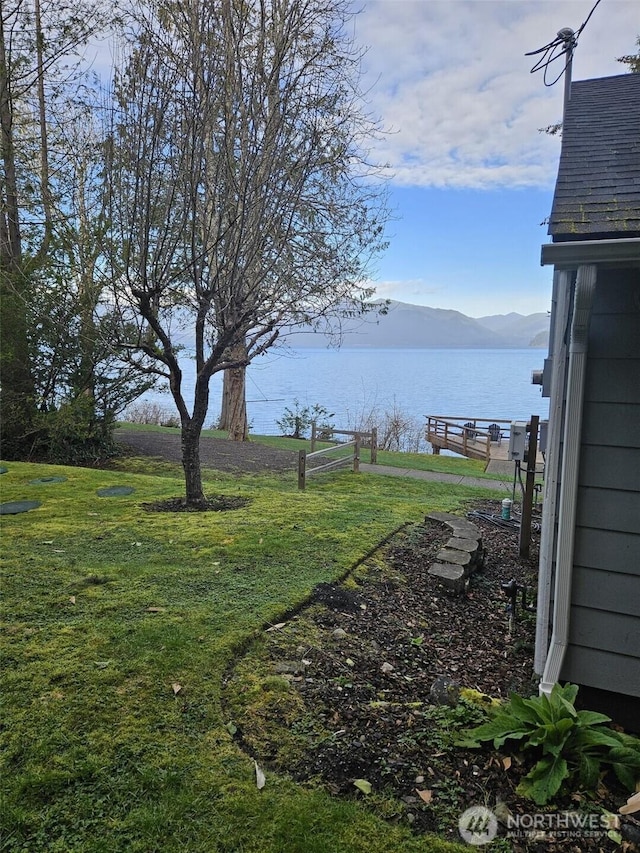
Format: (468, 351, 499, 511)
(463, 422, 477, 440)
(488, 423, 502, 443)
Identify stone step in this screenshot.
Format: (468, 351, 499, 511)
(436, 547, 474, 567)
(446, 536, 479, 552)
(426, 511, 479, 540)
(428, 562, 467, 594)
(426, 511, 483, 594)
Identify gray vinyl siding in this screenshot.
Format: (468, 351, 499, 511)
(573, 528, 640, 575)
(559, 269, 640, 696)
(584, 361, 640, 403)
(572, 567, 639, 615)
(569, 608, 639, 657)
(576, 487, 640, 534)
(562, 647, 640, 696)
(579, 446, 640, 490)
(581, 402, 640, 446)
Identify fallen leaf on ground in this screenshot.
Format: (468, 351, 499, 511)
(255, 761, 266, 789)
(416, 789, 433, 803)
(353, 779, 372, 795)
(502, 756, 512, 771)
(619, 791, 640, 815)
(172, 683, 182, 695)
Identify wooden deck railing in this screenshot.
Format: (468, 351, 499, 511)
(425, 416, 511, 462)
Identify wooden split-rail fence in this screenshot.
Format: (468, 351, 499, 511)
(297, 425, 377, 490)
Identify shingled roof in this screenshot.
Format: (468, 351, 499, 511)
(548, 73, 640, 241)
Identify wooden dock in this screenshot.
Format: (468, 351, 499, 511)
(425, 416, 513, 466)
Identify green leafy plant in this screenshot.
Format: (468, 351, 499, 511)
(276, 399, 334, 439)
(457, 683, 640, 805)
(34, 395, 118, 464)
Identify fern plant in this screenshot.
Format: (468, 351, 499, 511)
(457, 683, 640, 805)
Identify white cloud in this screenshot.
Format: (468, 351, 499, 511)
(357, 0, 639, 189)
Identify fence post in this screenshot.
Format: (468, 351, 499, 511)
(519, 416, 539, 557)
(310, 421, 317, 452)
(298, 449, 306, 490)
(354, 436, 360, 474)
(370, 427, 377, 464)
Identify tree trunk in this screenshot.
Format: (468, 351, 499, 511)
(0, 271, 37, 454)
(219, 366, 249, 441)
(180, 421, 206, 507)
(0, 17, 22, 271)
(218, 341, 249, 441)
(178, 360, 212, 506)
(76, 160, 98, 402)
(34, 0, 53, 261)
(1, 17, 36, 451)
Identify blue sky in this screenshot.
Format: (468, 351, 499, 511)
(355, 0, 639, 317)
(374, 185, 554, 317)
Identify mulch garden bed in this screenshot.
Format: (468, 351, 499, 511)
(224, 500, 639, 851)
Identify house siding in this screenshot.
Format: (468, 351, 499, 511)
(559, 269, 640, 696)
(573, 528, 640, 575)
(562, 647, 640, 697)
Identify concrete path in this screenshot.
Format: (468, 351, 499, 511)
(359, 462, 512, 493)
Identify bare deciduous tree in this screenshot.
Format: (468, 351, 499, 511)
(108, 0, 389, 505)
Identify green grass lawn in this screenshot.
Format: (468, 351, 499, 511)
(0, 455, 498, 852)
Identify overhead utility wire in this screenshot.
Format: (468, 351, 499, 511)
(245, 370, 283, 403)
(525, 0, 603, 86)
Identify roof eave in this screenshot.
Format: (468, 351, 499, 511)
(541, 237, 640, 269)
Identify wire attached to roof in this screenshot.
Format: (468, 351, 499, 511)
(525, 0, 603, 87)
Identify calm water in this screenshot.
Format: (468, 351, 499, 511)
(133, 347, 549, 436)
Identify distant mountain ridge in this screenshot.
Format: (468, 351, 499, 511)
(284, 300, 549, 349)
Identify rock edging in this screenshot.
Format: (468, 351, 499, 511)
(425, 511, 484, 594)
